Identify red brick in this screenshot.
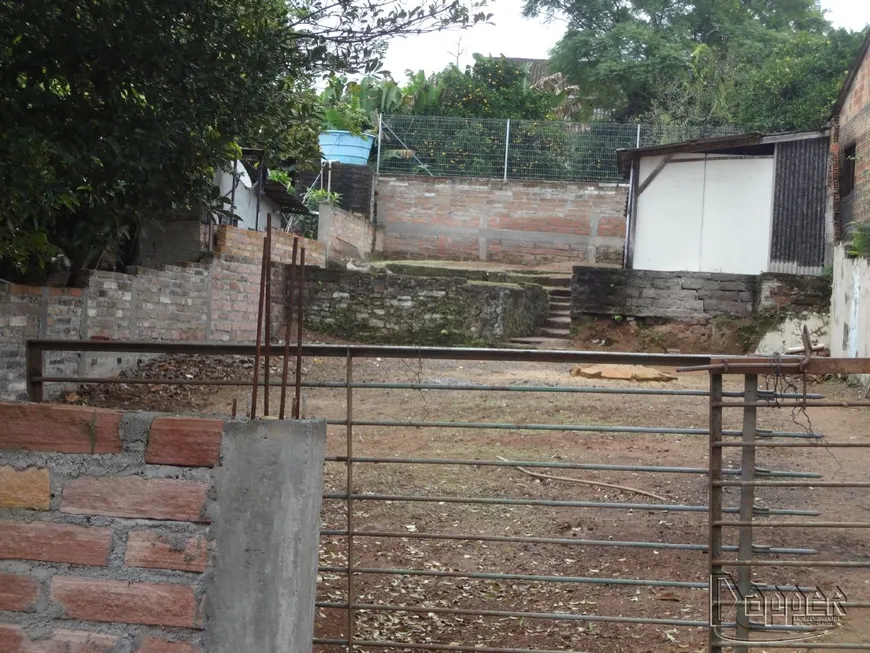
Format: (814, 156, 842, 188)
(61, 477, 207, 522)
(23, 630, 118, 653)
(0, 572, 40, 611)
(125, 530, 209, 572)
(0, 625, 25, 650)
(137, 636, 202, 653)
(145, 418, 223, 467)
(0, 520, 112, 566)
(50, 577, 201, 629)
(0, 404, 122, 454)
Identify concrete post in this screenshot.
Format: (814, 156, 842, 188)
(205, 419, 326, 653)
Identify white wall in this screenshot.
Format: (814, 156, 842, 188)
(830, 245, 870, 382)
(633, 155, 705, 271)
(632, 154, 775, 274)
(215, 166, 280, 232)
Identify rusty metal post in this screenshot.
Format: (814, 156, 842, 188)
(279, 237, 299, 420)
(293, 248, 305, 419)
(250, 222, 269, 419)
(26, 341, 44, 402)
(346, 349, 355, 652)
(708, 372, 724, 651)
(263, 214, 273, 417)
(735, 374, 758, 652)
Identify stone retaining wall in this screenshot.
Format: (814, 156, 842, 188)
(572, 267, 831, 320)
(304, 269, 549, 345)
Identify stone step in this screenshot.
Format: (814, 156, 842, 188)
(546, 316, 572, 327)
(549, 300, 571, 308)
(540, 327, 572, 338)
(509, 337, 575, 349)
(545, 287, 572, 298)
(510, 275, 572, 287)
(548, 310, 571, 318)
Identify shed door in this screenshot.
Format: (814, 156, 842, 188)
(632, 155, 706, 271)
(699, 157, 775, 274)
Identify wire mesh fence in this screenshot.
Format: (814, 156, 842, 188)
(378, 115, 741, 183)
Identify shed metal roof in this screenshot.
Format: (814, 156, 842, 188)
(616, 129, 830, 176)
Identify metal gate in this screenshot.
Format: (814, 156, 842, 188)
(25, 341, 870, 651)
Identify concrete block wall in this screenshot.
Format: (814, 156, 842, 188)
(137, 220, 206, 270)
(0, 403, 325, 652)
(303, 268, 549, 344)
(377, 176, 627, 265)
(572, 267, 831, 321)
(317, 204, 377, 262)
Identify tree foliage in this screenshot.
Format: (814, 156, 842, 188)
(526, 0, 864, 125)
(0, 0, 489, 282)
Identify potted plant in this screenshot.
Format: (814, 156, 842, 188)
(319, 77, 375, 165)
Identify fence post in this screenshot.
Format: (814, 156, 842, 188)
(735, 374, 758, 652)
(503, 119, 511, 182)
(26, 341, 44, 403)
(708, 372, 724, 652)
(376, 113, 383, 176)
(636, 123, 641, 148)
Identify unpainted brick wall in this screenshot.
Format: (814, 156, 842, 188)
(0, 226, 327, 401)
(377, 176, 627, 265)
(835, 40, 870, 228)
(0, 403, 224, 652)
(572, 267, 831, 320)
(214, 225, 325, 267)
(317, 204, 376, 261)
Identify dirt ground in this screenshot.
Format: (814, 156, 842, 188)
(69, 349, 870, 652)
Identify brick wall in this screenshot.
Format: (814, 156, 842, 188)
(0, 404, 325, 652)
(214, 225, 325, 267)
(304, 268, 549, 344)
(317, 204, 377, 262)
(572, 267, 831, 321)
(0, 225, 327, 401)
(836, 40, 870, 228)
(377, 176, 627, 265)
(0, 404, 214, 651)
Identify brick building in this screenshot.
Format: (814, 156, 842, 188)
(832, 30, 870, 232)
(828, 29, 870, 365)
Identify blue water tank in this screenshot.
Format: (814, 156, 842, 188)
(319, 130, 374, 165)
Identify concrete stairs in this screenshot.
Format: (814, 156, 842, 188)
(510, 277, 573, 348)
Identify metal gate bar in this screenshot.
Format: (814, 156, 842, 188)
(703, 366, 870, 652)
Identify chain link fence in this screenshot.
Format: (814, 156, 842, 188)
(378, 115, 740, 183)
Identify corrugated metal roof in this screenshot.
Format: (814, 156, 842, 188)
(616, 130, 830, 176)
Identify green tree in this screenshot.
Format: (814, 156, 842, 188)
(410, 55, 559, 120)
(733, 29, 866, 132)
(524, 0, 844, 121)
(0, 0, 489, 282)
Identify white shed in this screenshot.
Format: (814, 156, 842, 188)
(618, 131, 830, 275)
